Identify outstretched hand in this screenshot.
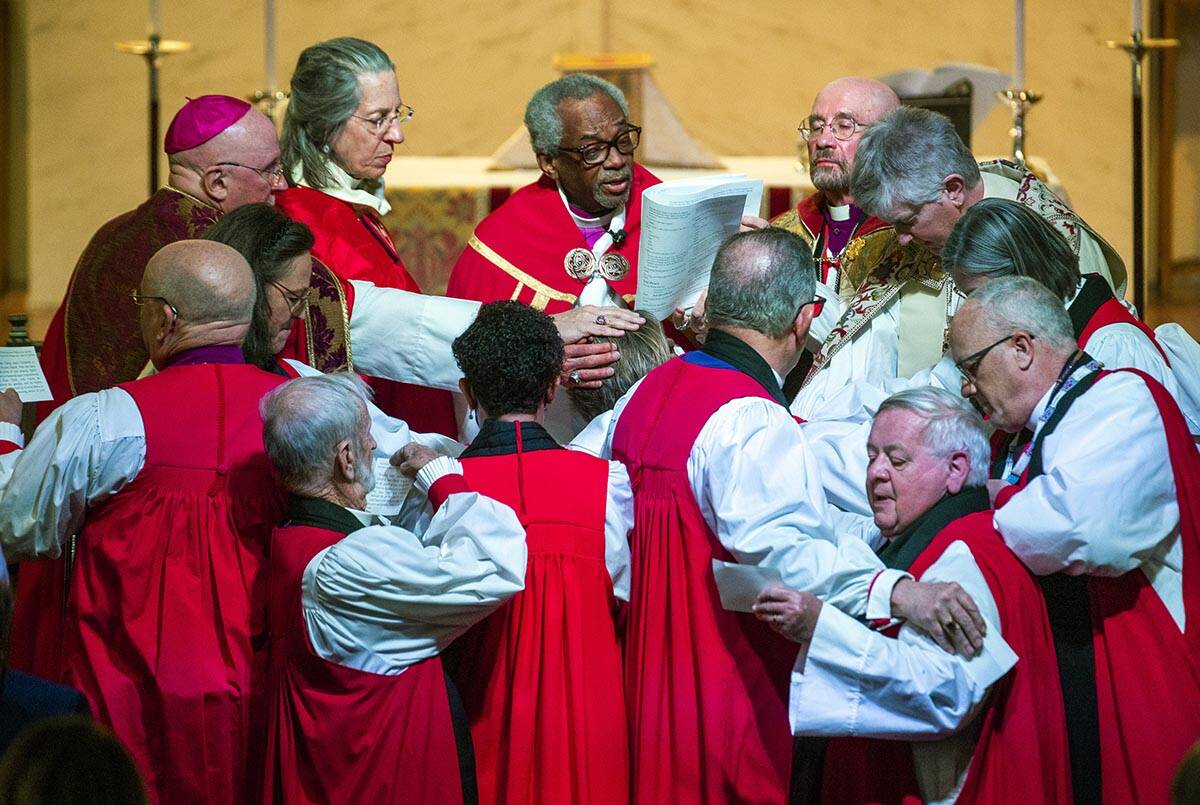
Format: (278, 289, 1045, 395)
(562, 342, 620, 389)
(753, 585, 823, 644)
(890, 578, 986, 657)
(0, 389, 22, 427)
(552, 306, 643, 344)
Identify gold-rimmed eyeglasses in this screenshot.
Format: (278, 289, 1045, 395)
(351, 104, 415, 135)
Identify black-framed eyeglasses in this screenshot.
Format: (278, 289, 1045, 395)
(798, 115, 867, 142)
(213, 161, 286, 182)
(130, 289, 178, 320)
(557, 126, 641, 167)
(351, 104, 415, 135)
(796, 295, 826, 321)
(955, 334, 1022, 383)
(270, 280, 313, 317)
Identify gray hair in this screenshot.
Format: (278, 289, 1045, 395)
(706, 228, 816, 339)
(965, 275, 1076, 351)
(877, 386, 990, 487)
(281, 37, 394, 188)
(942, 198, 1080, 301)
(567, 313, 672, 421)
(524, 74, 629, 156)
(850, 106, 982, 220)
(261, 372, 373, 496)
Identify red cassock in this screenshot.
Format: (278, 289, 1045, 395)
(820, 511, 1073, 805)
(60, 361, 286, 804)
(995, 368, 1200, 804)
(611, 355, 800, 805)
(262, 512, 468, 805)
(453, 425, 629, 805)
(445, 164, 660, 314)
(274, 185, 456, 436)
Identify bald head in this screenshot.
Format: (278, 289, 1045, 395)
(807, 77, 901, 204)
(142, 240, 256, 326)
(706, 228, 816, 339)
(168, 108, 283, 211)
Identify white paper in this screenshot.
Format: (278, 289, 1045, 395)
(364, 456, 413, 516)
(711, 559, 783, 613)
(0, 347, 52, 402)
(635, 174, 764, 321)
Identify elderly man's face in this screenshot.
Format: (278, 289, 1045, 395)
(867, 408, 962, 538)
(214, 110, 285, 211)
(541, 92, 635, 216)
(806, 84, 886, 200)
(949, 304, 1031, 432)
(331, 70, 405, 182)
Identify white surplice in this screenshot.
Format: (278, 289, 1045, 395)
(599, 374, 906, 619)
(994, 369, 1184, 629)
(788, 540, 1017, 805)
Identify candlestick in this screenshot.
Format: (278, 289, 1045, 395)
(1132, 0, 1143, 36)
(265, 0, 277, 93)
(1013, 0, 1025, 90)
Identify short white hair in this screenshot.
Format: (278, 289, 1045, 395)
(966, 275, 1076, 351)
(260, 372, 372, 496)
(876, 386, 990, 487)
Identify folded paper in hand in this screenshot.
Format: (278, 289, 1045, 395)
(635, 174, 764, 320)
(711, 559, 782, 613)
(364, 456, 413, 516)
(0, 346, 53, 402)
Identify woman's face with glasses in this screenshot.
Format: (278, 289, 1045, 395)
(330, 70, 407, 182)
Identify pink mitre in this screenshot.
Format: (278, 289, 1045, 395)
(164, 94, 252, 154)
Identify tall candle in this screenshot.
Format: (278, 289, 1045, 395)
(265, 0, 277, 92)
(149, 0, 161, 38)
(1013, 0, 1025, 88)
(1132, 0, 1143, 35)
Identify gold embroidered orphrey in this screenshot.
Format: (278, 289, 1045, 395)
(563, 247, 630, 282)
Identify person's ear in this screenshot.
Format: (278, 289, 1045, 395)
(793, 301, 818, 344)
(944, 174, 967, 208)
(201, 166, 229, 203)
(946, 450, 971, 494)
(335, 438, 355, 482)
(1012, 331, 1036, 371)
(535, 152, 558, 181)
(458, 378, 478, 412)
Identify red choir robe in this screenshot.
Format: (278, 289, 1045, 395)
(445, 164, 660, 314)
(611, 350, 800, 805)
(819, 493, 1072, 805)
(275, 185, 457, 436)
(13, 189, 220, 683)
(60, 356, 286, 804)
(262, 494, 474, 805)
(452, 420, 628, 805)
(994, 368, 1200, 804)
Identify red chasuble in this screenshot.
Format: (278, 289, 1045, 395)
(446, 164, 660, 314)
(262, 500, 468, 805)
(995, 369, 1200, 804)
(821, 510, 1073, 805)
(275, 185, 457, 436)
(59, 361, 286, 805)
(611, 354, 800, 805)
(453, 421, 628, 805)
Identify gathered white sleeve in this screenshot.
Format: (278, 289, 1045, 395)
(604, 460, 634, 601)
(995, 372, 1180, 580)
(789, 541, 1016, 738)
(0, 389, 146, 561)
(301, 488, 527, 675)
(348, 280, 480, 392)
(689, 397, 904, 619)
(1085, 323, 1198, 432)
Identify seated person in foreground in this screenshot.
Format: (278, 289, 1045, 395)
(259, 373, 527, 805)
(448, 301, 634, 805)
(756, 387, 1071, 804)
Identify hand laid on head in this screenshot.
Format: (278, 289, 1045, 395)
(753, 585, 823, 644)
(391, 443, 442, 479)
(740, 215, 770, 232)
(562, 342, 619, 389)
(890, 578, 986, 657)
(0, 389, 22, 427)
(672, 289, 709, 345)
(552, 306, 643, 344)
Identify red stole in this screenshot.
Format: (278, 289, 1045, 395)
(60, 362, 285, 805)
(996, 368, 1200, 804)
(446, 164, 660, 313)
(454, 424, 628, 805)
(275, 185, 457, 437)
(262, 514, 465, 805)
(611, 355, 800, 805)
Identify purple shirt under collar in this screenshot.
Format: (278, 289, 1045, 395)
(163, 344, 246, 369)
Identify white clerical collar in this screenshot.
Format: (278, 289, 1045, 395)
(291, 159, 391, 217)
(348, 507, 391, 528)
(827, 203, 852, 222)
(1063, 276, 1087, 310)
(557, 183, 621, 230)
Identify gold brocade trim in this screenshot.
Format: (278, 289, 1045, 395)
(305, 260, 354, 373)
(468, 236, 578, 307)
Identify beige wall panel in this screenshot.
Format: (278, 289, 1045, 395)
(25, 0, 1135, 306)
